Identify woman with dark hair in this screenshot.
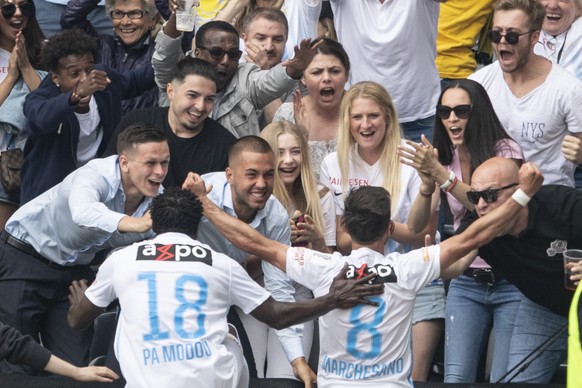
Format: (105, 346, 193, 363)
(274, 37, 349, 181)
(0, 0, 46, 227)
(399, 78, 525, 383)
(61, 0, 162, 113)
(21, 29, 155, 204)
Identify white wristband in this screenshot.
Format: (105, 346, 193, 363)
(439, 171, 456, 190)
(511, 188, 531, 207)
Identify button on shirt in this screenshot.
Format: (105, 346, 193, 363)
(5, 156, 158, 266)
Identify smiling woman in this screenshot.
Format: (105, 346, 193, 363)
(0, 0, 46, 227)
(61, 0, 161, 113)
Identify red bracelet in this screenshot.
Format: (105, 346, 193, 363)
(444, 176, 458, 193)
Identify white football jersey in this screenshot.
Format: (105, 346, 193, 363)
(286, 245, 441, 387)
(85, 232, 270, 388)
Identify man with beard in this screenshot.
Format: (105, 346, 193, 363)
(106, 57, 236, 188)
(468, 0, 582, 187)
(153, 12, 317, 138)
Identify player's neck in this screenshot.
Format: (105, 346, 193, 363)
(351, 239, 385, 255)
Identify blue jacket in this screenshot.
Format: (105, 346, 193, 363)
(60, 0, 158, 113)
(21, 64, 155, 204)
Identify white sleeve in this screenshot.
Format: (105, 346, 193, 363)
(228, 260, 270, 314)
(85, 256, 118, 308)
(285, 248, 339, 294)
(320, 189, 337, 247)
(394, 245, 441, 293)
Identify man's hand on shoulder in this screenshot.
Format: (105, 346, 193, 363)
(328, 263, 384, 309)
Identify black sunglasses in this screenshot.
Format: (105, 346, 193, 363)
(1, 1, 35, 19)
(466, 183, 518, 205)
(110, 9, 145, 20)
(436, 104, 472, 120)
(198, 46, 242, 61)
(488, 30, 533, 45)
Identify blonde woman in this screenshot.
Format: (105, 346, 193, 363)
(261, 120, 335, 252)
(320, 81, 443, 382)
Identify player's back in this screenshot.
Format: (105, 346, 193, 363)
(106, 232, 269, 388)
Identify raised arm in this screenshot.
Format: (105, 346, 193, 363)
(183, 172, 289, 271)
(439, 162, 543, 271)
(60, 0, 100, 36)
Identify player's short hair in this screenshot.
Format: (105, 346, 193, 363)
(151, 187, 203, 237)
(116, 123, 167, 155)
(242, 7, 288, 36)
(41, 30, 99, 72)
(228, 136, 274, 166)
(195, 20, 239, 49)
(493, 0, 546, 31)
(170, 56, 218, 88)
(342, 186, 392, 244)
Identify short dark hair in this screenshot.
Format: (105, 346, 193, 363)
(433, 79, 517, 174)
(151, 187, 203, 238)
(342, 186, 391, 244)
(116, 123, 167, 155)
(242, 7, 288, 36)
(170, 57, 219, 87)
(310, 38, 350, 73)
(195, 21, 239, 50)
(228, 135, 274, 166)
(41, 29, 99, 72)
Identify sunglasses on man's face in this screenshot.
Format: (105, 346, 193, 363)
(488, 30, 532, 45)
(1, 1, 34, 19)
(436, 104, 472, 120)
(466, 183, 518, 205)
(198, 46, 242, 61)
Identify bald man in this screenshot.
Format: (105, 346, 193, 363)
(456, 157, 582, 383)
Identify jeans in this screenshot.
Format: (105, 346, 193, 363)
(401, 115, 435, 143)
(575, 166, 582, 191)
(444, 275, 522, 383)
(503, 296, 567, 383)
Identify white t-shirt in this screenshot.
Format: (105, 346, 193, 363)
(0, 48, 9, 83)
(286, 245, 441, 387)
(282, 0, 322, 61)
(329, 0, 440, 122)
(469, 62, 582, 187)
(535, 18, 582, 80)
(75, 97, 103, 166)
(85, 232, 270, 388)
(320, 143, 421, 253)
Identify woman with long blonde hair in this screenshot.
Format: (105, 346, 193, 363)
(261, 120, 335, 252)
(321, 80, 444, 382)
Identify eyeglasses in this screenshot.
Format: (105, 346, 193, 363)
(436, 104, 472, 120)
(466, 183, 518, 205)
(488, 30, 533, 45)
(198, 46, 242, 60)
(1, 1, 34, 19)
(110, 9, 145, 20)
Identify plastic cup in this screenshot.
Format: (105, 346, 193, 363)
(176, 0, 197, 32)
(563, 249, 582, 291)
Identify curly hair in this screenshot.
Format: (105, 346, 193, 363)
(40, 29, 98, 71)
(151, 187, 203, 238)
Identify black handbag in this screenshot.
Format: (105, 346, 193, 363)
(0, 148, 23, 196)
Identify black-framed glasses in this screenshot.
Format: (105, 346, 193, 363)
(488, 30, 533, 45)
(110, 9, 145, 20)
(1, 1, 35, 19)
(466, 183, 518, 205)
(436, 104, 472, 120)
(198, 46, 242, 60)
